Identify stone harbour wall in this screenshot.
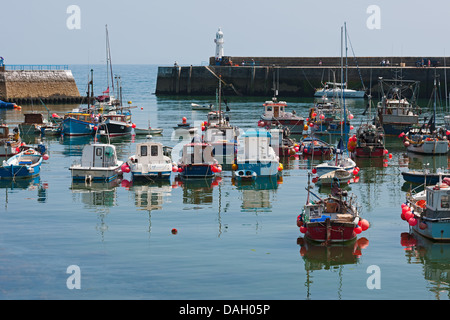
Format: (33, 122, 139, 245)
(0, 69, 82, 104)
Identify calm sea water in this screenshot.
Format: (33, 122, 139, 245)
(0, 64, 449, 300)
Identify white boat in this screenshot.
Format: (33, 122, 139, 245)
(314, 82, 365, 98)
(402, 74, 448, 155)
(191, 103, 213, 111)
(234, 130, 281, 180)
(405, 176, 450, 241)
(404, 128, 449, 155)
(314, 137, 356, 176)
(70, 143, 123, 182)
(317, 169, 352, 186)
(127, 142, 173, 180)
(133, 127, 163, 135)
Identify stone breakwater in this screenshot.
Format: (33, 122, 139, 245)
(0, 68, 82, 104)
(155, 56, 450, 98)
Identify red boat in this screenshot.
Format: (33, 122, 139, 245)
(298, 176, 369, 243)
(259, 97, 304, 134)
(351, 124, 386, 158)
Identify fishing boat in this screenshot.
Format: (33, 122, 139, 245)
(0, 125, 21, 157)
(203, 110, 239, 159)
(308, 98, 351, 135)
(300, 136, 335, 157)
(404, 176, 450, 241)
(314, 138, 356, 176)
(401, 169, 450, 185)
(61, 111, 97, 136)
(0, 148, 43, 179)
(352, 124, 386, 158)
(191, 103, 213, 111)
(127, 142, 173, 180)
(402, 127, 449, 155)
(259, 97, 305, 135)
(298, 173, 367, 243)
(69, 143, 124, 182)
(316, 169, 352, 186)
(376, 78, 420, 136)
(177, 142, 220, 179)
(401, 75, 448, 155)
(18, 113, 46, 135)
(268, 127, 296, 157)
(314, 82, 365, 99)
(97, 113, 133, 137)
(233, 130, 281, 180)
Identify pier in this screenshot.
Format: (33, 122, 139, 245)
(155, 56, 450, 99)
(0, 65, 82, 104)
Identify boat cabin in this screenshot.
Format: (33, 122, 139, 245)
(0, 125, 10, 139)
(239, 130, 274, 161)
(263, 100, 288, 118)
(378, 98, 414, 116)
(131, 142, 170, 165)
(23, 113, 44, 124)
(424, 181, 450, 217)
(103, 114, 129, 122)
(64, 112, 94, 123)
(181, 143, 215, 165)
(80, 144, 119, 168)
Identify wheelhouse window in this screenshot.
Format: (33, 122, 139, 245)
(441, 195, 449, 209)
(140, 145, 148, 156)
(151, 145, 158, 156)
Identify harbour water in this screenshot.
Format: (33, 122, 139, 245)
(1, 64, 450, 300)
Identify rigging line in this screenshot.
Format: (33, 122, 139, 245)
(301, 68, 315, 90)
(345, 29, 366, 91)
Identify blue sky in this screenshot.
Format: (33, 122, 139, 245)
(2, 0, 450, 65)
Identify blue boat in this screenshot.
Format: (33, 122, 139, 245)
(406, 177, 450, 242)
(234, 130, 280, 180)
(61, 112, 97, 136)
(177, 142, 219, 179)
(402, 170, 450, 185)
(0, 100, 18, 109)
(0, 148, 43, 179)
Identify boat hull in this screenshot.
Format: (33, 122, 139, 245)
(412, 220, 450, 242)
(0, 154, 42, 179)
(62, 118, 94, 136)
(179, 164, 215, 179)
(98, 121, 132, 137)
(354, 146, 385, 158)
(260, 117, 305, 135)
(381, 123, 415, 136)
(401, 171, 450, 185)
(407, 141, 449, 155)
(236, 160, 279, 177)
(70, 167, 122, 182)
(305, 221, 357, 243)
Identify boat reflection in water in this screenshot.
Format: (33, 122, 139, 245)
(297, 236, 369, 299)
(0, 176, 47, 206)
(126, 179, 173, 233)
(232, 175, 280, 213)
(70, 179, 122, 238)
(174, 175, 222, 205)
(401, 232, 450, 299)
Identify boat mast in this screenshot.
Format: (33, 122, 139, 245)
(105, 25, 114, 97)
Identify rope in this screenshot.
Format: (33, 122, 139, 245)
(204, 66, 242, 96)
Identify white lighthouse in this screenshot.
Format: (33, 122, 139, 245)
(214, 27, 224, 63)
